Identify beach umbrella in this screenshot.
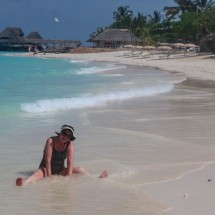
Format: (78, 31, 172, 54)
(143, 46, 156, 50)
(172, 43, 185, 48)
(157, 43, 170, 46)
(185, 43, 197, 48)
(157, 46, 172, 50)
(123, 44, 134, 48)
(134, 45, 143, 49)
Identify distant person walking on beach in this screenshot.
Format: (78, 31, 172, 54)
(28, 45, 32, 53)
(33, 45, 38, 55)
(16, 124, 108, 186)
(42, 44, 46, 55)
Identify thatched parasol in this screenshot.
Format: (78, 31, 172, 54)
(143, 46, 156, 50)
(184, 43, 197, 48)
(123, 44, 134, 48)
(134, 45, 143, 49)
(157, 43, 170, 46)
(157, 46, 172, 50)
(172, 43, 185, 48)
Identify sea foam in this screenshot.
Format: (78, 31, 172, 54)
(21, 85, 173, 113)
(76, 65, 126, 75)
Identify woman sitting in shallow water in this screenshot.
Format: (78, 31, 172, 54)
(16, 124, 108, 186)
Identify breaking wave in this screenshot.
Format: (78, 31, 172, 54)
(21, 85, 173, 113)
(76, 65, 126, 75)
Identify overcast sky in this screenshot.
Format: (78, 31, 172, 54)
(0, 0, 175, 45)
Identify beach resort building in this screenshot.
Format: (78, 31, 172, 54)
(91, 29, 140, 48)
(0, 27, 81, 52)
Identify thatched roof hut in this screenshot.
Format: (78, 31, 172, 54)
(0, 27, 24, 44)
(24, 32, 44, 45)
(27, 32, 43, 39)
(91, 29, 140, 48)
(4, 27, 24, 36)
(0, 27, 81, 51)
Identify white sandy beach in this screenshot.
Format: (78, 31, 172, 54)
(36, 50, 215, 81)
(16, 50, 215, 215)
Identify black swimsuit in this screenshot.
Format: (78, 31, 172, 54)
(39, 137, 70, 175)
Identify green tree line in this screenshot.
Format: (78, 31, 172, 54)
(90, 0, 215, 45)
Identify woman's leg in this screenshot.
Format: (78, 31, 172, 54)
(72, 166, 89, 174)
(58, 166, 89, 176)
(16, 167, 108, 186)
(16, 168, 46, 186)
(59, 167, 108, 178)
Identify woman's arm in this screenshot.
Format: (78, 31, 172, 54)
(45, 138, 53, 176)
(67, 143, 74, 176)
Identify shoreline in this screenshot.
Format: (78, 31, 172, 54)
(10, 49, 215, 82)
(33, 50, 215, 81)
(8, 50, 215, 215)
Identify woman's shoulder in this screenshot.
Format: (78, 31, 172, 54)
(46, 136, 56, 145)
(67, 141, 74, 148)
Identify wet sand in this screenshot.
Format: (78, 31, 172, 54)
(12, 50, 215, 215)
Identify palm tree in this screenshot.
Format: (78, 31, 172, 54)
(89, 26, 105, 41)
(148, 11, 162, 23)
(194, 0, 215, 12)
(148, 11, 166, 42)
(113, 6, 133, 29)
(131, 12, 147, 36)
(163, 0, 196, 18)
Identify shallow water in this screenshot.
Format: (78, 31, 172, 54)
(1, 53, 215, 215)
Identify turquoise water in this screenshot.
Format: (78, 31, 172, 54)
(1, 52, 200, 215)
(0, 53, 181, 116)
(0, 54, 124, 115)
